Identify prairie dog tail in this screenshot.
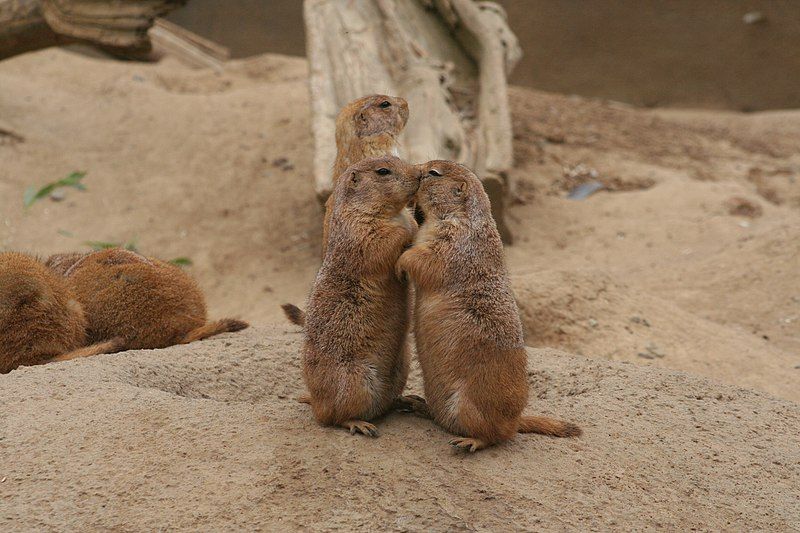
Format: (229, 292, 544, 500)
(47, 337, 126, 363)
(518, 415, 582, 438)
(181, 318, 249, 344)
(281, 303, 305, 327)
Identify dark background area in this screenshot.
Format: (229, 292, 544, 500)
(167, 0, 800, 111)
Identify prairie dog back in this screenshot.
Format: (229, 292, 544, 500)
(0, 252, 86, 372)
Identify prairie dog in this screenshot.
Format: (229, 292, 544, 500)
(283, 94, 409, 326)
(46, 248, 248, 350)
(396, 161, 581, 452)
(302, 155, 419, 437)
(322, 94, 409, 258)
(0, 252, 121, 373)
(331, 94, 409, 184)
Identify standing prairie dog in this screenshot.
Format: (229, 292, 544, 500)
(302, 155, 419, 437)
(282, 94, 409, 326)
(323, 94, 409, 257)
(0, 252, 122, 373)
(46, 248, 248, 351)
(396, 161, 581, 452)
(331, 94, 409, 186)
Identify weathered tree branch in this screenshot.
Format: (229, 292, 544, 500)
(0, 0, 187, 60)
(304, 0, 520, 242)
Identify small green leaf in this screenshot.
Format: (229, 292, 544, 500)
(24, 171, 87, 209)
(84, 241, 120, 251)
(57, 229, 74, 238)
(23, 186, 38, 208)
(169, 257, 193, 267)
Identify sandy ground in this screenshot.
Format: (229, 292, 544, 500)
(1, 49, 799, 529)
(3, 326, 799, 531)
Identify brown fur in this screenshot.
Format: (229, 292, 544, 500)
(302, 156, 419, 437)
(397, 161, 581, 452)
(46, 337, 126, 363)
(323, 94, 409, 257)
(46, 248, 248, 351)
(282, 94, 409, 326)
(281, 303, 305, 326)
(0, 252, 109, 373)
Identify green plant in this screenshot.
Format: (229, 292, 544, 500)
(84, 240, 138, 252)
(168, 257, 193, 267)
(82, 241, 192, 268)
(24, 171, 86, 208)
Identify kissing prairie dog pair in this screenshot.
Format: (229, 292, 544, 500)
(397, 161, 581, 452)
(302, 156, 419, 436)
(46, 248, 248, 351)
(0, 252, 122, 373)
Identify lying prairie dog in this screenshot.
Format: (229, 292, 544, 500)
(46, 248, 248, 351)
(301, 155, 420, 437)
(0, 252, 121, 373)
(397, 160, 582, 452)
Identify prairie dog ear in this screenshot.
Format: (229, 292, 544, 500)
(454, 180, 467, 195)
(351, 171, 360, 184)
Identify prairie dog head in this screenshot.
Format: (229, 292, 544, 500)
(334, 155, 419, 217)
(336, 94, 409, 144)
(415, 160, 490, 221)
(0, 253, 54, 322)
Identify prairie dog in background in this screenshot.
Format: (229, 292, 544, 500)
(47, 248, 248, 351)
(283, 93, 410, 325)
(0, 252, 121, 373)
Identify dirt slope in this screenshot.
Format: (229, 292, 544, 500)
(0, 48, 798, 529)
(1, 326, 798, 531)
(1, 49, 798, 402)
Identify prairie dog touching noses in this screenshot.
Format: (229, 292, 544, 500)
(397, 160, 581, 452)
(301, 155, 420, 437)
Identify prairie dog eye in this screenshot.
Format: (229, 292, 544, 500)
(379, 100, 391, 108)
(428, 169, 442, 177)
(376, 168, 391, 176)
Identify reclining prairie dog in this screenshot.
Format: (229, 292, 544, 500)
(301, 155, 419, 437)
(0, 252, 122, 373)
(283, 93, 410, 325)
(396, 160, 581, 452)
(46, 248, 248, 351)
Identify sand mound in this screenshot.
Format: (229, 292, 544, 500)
(1, 47, 798, 396)
(512, 270, 799, 401)
(2, 327, 798, 531)
(1, 48, 799, 529)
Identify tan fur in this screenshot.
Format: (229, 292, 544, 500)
(46, 337, 126, 363)
(0, 252, 89, 372)
(281, 303, 305, 326)
(323, 94, 409, 257)
(397, 161, 582, 452)
(302, 156, 419, 437)
(282, 94, 409, 325)
(46, 248, 248, 351)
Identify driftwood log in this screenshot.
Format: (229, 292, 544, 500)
(0, 0, 187, 60)
(305, 0, 521, 242)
